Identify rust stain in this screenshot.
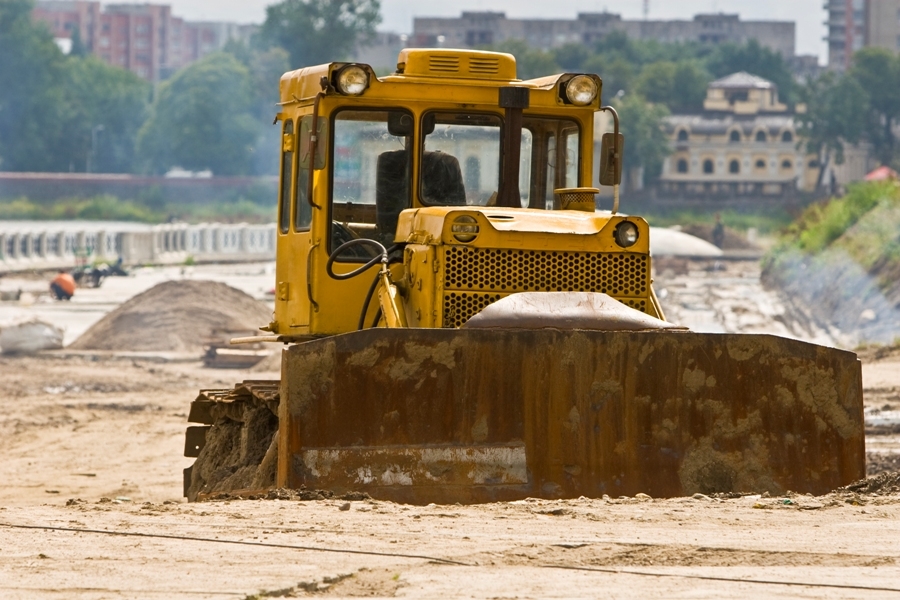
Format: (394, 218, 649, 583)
(279, 329, 865, 503)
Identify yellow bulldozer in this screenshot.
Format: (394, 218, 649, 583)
(183, 49, 865, 503)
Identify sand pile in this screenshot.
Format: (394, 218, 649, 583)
(69, 280, 272, 353)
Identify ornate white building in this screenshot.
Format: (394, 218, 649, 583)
(659, 72, 819, 197)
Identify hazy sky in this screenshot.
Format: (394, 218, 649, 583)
(116, 0, 829, 62)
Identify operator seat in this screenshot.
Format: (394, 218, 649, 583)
(375, 150, 467, 239)
(375, 149, 410, 238)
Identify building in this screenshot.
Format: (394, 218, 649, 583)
(826, 0, 900, 71)
(658, 72, 819, 198)
(32, 1, 255, 82)
(412, 12, 796, 57)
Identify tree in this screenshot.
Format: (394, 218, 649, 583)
(707, 40, 796, 105)
(58, 56, 151, 173)
(796, 72, 869, 191)
(583, 55, 634, 99)
(0, 0, 67, 171)
(225, 40, 291, 176)
(137, 53, 258, 175)
(634, 60, 710, 113)
(256, 0, 380, 69)
(849, 47, 900, 166)
(488, 40, 559, 80)
(612, 94, 671, 191)
(552, 43, 590, 71)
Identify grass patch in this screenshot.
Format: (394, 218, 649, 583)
(0, 195, 276, 224)
(780, 181, 898, 254)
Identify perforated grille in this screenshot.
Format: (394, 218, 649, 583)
(443, 292, 647, 328)
(443, 292, 503, 328)
(440, 247, 651, 328)
(444, 247, 649, 296)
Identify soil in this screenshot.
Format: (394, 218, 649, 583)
(67, 280, 272, 353)
(1, 261, 899, 597)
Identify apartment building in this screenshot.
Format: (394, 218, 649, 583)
(826, 0, 900, 71)
(32, 1, 254, 82)
(412, 12, 796, 58)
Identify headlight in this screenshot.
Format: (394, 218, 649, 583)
(565, 75, 598, 106)
(451, 215, 479, 243)
(614, 221, 639, 248)
(335, 65, 369, 95)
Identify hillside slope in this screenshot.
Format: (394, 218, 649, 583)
(762, 181, 900, 347)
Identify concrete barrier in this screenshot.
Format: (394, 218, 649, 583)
(0, 221, 275, 272)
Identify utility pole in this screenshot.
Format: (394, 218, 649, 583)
(643, 0, 649, 19)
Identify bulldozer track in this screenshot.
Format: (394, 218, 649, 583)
(183, 380, 280, 500)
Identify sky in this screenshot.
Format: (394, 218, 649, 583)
(113, 0, 829, 62)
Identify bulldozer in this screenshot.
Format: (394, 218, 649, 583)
(183, 49, 865, 503)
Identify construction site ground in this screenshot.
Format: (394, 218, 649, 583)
(1, 259, 899, 598)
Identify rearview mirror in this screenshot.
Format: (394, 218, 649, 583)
(599, 132, 624, 186)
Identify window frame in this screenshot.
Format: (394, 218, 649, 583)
(327, 106, 415, 260)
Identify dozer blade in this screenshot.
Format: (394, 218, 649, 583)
(280, 328, 864, 504)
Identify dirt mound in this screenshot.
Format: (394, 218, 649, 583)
(251, 350, 282, 372)
(840, 471, 900, 495)
(680, 223, 758, 250)
(69, 280, 271, 353)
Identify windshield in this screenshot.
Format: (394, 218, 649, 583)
(420, 112, 580, 209)
(330, 109, 412, 252)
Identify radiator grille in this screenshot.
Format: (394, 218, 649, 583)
(443, 291, 647, 328)
(441, 247, 651, 328)
(444, 247, 649, 296)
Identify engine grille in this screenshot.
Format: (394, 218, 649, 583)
(441, 247, 651, 328)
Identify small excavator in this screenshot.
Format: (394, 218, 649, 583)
(183, 49, 864, 503)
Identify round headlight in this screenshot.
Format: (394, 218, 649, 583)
(336, 65, 369, 95)
(565, 75, 599, 106)
(614, 221, 639, 248)
(451, 215, 479, 243)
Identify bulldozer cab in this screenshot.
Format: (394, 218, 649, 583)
(272, 49, 636, 338)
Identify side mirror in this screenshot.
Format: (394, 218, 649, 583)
(599, 132, 624, 186)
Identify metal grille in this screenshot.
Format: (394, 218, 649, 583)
(429, 56, 460, 72)
(444, 247, 649, 296)
(443, 292, 503, 328)
(442, 291, 647, 328)
(468, 57, 500, 74)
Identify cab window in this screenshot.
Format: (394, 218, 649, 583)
(278, 119, 294, 234)
(329, 108, 413, 256)
(419, 112, 579, 209)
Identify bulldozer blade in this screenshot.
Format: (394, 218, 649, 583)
(280, 329, 864, 504)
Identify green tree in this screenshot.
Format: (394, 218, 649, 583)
(634, 60, 710, 113)
(58, 56, 151, 173)
(137, 53, 258, 175)
(612, 94, 671, 190)
(0, 0, 67, 171)
(256, 0, 380, 68)
(706, 40, 796, 105)
(848, 47, 900, 165)
(225, 40, 291, 176)
(488, 39, 559, 80)
(552, 43, 590, 71)
(583, 55, 634, 99)
(796, 72, 869, 190)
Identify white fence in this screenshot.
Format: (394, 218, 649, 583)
(0, 221, 276, 272)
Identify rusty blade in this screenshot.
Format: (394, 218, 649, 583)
(279, 329, 864, 504)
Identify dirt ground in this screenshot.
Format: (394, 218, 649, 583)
(1, 260, 899, 598)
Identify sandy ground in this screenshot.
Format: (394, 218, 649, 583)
(0, 259, 899, 598)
